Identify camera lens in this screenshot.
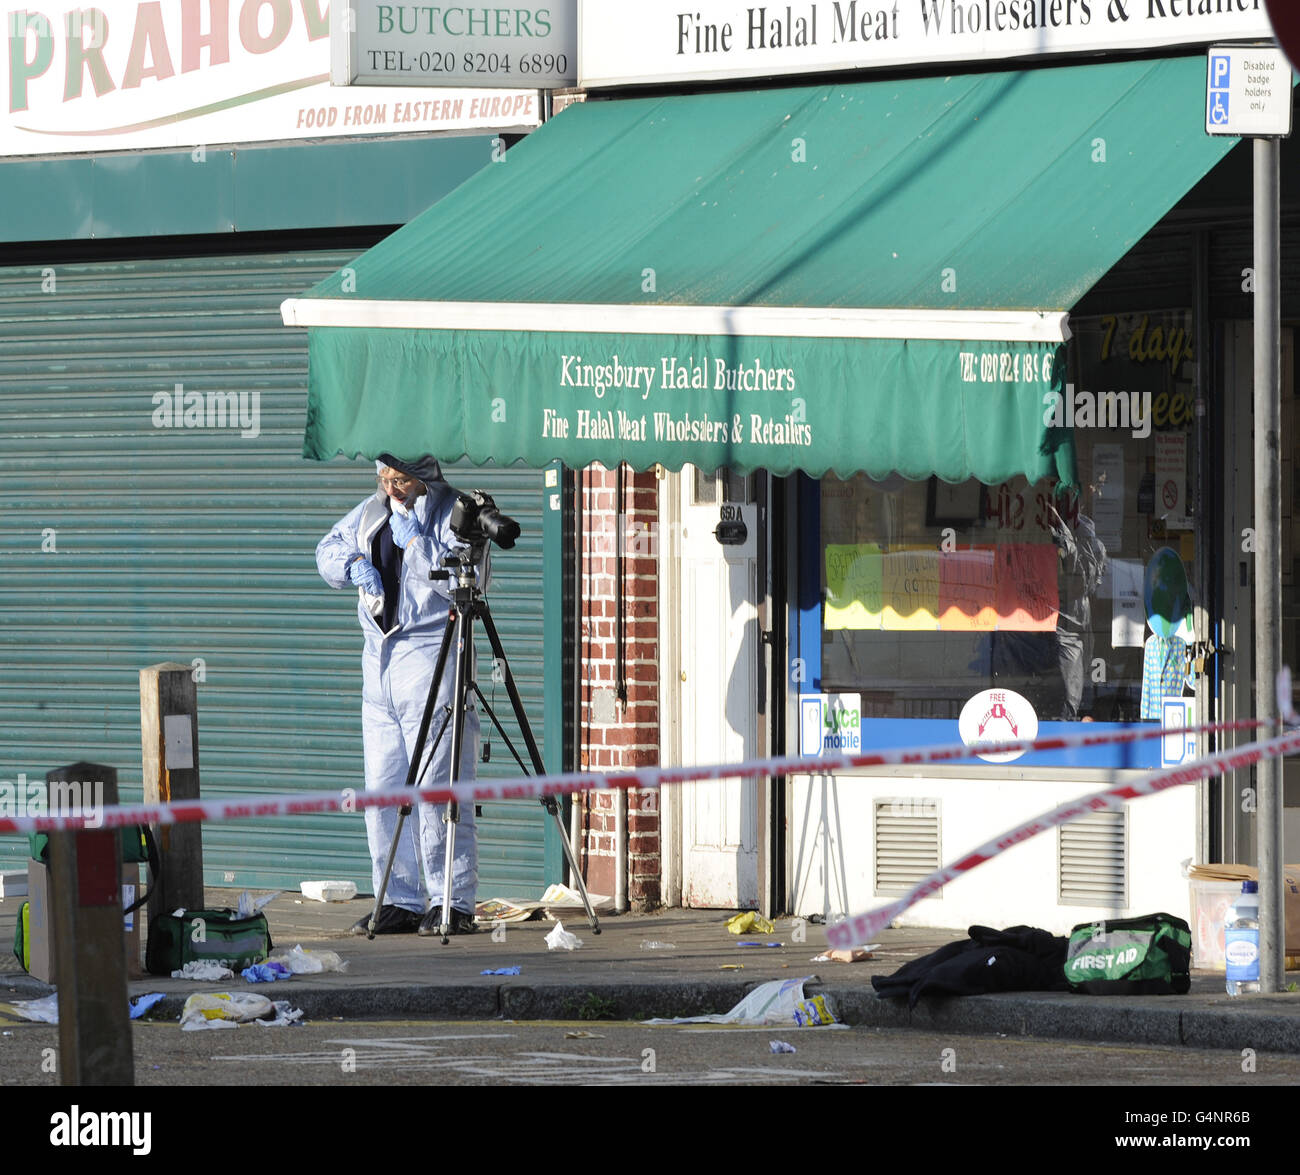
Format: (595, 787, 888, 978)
(480, 508, 520, 550)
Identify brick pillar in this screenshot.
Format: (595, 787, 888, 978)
(577, 464, 660, 909)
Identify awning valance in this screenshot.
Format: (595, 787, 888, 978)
(284, 55, 1237, 481)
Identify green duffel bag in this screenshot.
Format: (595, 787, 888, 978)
(30, 826, 152, 865)
(145, 909, 272, 976)
(1064, 912, 1192, 995)
(29, 826, 160, 916)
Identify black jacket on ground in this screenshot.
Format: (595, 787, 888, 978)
(871, 925, 1069, 1009)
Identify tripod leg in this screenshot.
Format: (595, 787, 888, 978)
(365, 611, 456, 939)
(365, 803, 412, 940)
(477, 601, 601, 935)
(438, 803, 459, 944)
(435, 595, 474, 945)
(545, 797, 600, 934)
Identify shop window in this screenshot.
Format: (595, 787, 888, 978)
(819, 312, 1197, 728)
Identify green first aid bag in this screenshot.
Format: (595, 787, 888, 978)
(29, 827, 152, 865)
(1064, 912, 1192, 995)
(12, 902, 30, 972)
(28, 827, 159, 916)
(145, 909, 272, 976)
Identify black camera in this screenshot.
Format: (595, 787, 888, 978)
(449, 489, 521, 550)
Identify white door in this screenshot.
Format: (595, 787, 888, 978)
(678, 467, 760, 908)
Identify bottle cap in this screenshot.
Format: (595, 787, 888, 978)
(1242, 880, 1258, 894)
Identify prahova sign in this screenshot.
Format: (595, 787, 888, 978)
(579, 0, 1275, 88)
(2, 0, 539, 156)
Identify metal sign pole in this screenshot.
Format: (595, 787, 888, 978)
(1254, 134, 1285, 993)
(1207, 41, 1291, 992)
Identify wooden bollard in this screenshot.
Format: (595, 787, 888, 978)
(47, 761, 133, 1086)
(140, 663, 204, 917)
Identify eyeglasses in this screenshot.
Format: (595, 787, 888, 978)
(377, 475, 416, 490)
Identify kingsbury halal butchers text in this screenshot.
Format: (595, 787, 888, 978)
(547, 353, 811, 446)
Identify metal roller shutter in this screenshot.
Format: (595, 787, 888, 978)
(0, 247, 551, 898)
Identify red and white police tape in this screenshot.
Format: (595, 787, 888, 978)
(825, 726, 1300, 950)
(0, 716, 1263, 838)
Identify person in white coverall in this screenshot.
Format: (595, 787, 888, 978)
(316, 454, 482, 936)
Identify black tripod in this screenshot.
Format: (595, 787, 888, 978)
(364, 545, 600, 944)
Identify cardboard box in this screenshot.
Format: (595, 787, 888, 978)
(25, 858, 143, 983)
(1187, 863, 1300, 971)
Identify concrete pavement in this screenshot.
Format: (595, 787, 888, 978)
(4, 889, 1300, 1053)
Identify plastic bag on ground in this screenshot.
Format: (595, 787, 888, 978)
(545, 921, 582, 951)
(726, 911, 775, 936)
(180, 991, 273, 1031)
(8, 994, 59, 1024)
(268, 944, 347, 974)
(644, 976, 840, 1027)
(9, 992, 165, 1024)
(236, 890, 279, 917)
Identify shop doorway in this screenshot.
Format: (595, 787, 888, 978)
(1220, 322, 1299, 863)
(674, 467, 761, 908)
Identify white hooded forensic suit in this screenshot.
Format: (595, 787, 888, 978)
(316, 462, 484, 920)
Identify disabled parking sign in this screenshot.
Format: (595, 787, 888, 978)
(1207, 53, 1230, 128)
(1206, 46, 1293, 138)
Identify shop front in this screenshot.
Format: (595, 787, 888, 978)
(283, 40, 1275, 925)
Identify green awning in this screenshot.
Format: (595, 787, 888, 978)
(283, 55, 1238, 481)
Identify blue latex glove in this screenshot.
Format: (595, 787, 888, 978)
(347, 556, 383, 595)
(242, 962, 290, 983)
(389, 508, 421, 550)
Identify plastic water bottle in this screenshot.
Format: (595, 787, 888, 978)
(1225, 880, 1261, 996)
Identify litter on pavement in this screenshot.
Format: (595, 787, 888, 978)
(644, 976, 840, 1027)
(299, 880, 357, 902)
(268, 945, 347, 974)
(242, 961, 293, 983)
(545, 921, 583, 951)
(810, 947, 877, 963)
(476, 885, 614, 924)
(180, 991, 303, 1030)
(726, 912, 775, 936)
(236, 890, 279, 917)
(7, 992, 165, 1024)
(171, 961, 235, 981)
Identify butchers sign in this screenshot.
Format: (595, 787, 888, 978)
(580, 0, 1276, 88)
(332, 0, 576, 87)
